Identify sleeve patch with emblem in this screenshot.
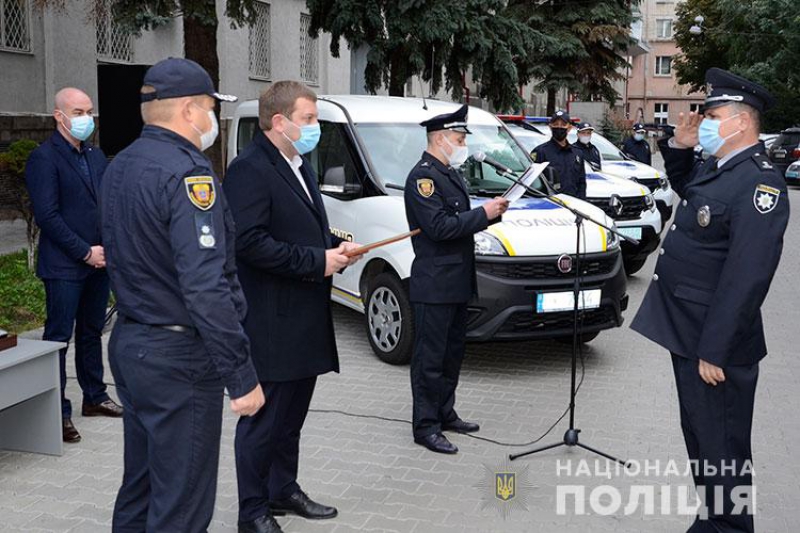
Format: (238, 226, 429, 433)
(753, 184, 780, 214)
(194, 212, 216, 249)
(185, 176, 216, 210)
(417, 178, 435, 198)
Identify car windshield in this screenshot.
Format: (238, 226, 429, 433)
(504, 122, 628, 162)
(355, 123, 543, 195)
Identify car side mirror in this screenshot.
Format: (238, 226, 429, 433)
(319, 166, 362, 196)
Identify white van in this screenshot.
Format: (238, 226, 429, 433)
(228, 96, 629, 364)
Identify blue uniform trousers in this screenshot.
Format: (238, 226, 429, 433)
(109, 320, 224, 533)
(42, 270, 111, 419)
(672, 354, 758, 533)
(411, 303, 468, 439)
(235, 377, 317, 521)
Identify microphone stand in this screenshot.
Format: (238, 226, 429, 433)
(493, 168, 636, 467)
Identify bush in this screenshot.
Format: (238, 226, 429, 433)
(0, 250, 46, 333)
(0, 140, 40, 271)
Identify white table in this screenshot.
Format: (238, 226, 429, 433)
(0, 339, 65, 456)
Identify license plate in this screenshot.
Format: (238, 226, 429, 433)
(774, 151, 786, 159)
(536, 289, 602, 313)
(617, 226, 643, 239)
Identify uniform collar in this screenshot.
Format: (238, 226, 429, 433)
(141, 125, 204, 157)
(717, 142, 758, 169)
(422, 150, 451, 174)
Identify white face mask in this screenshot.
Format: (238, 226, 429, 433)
(443, 135, 469, 167)
(190, 105, 219, 151)
(578, 134, 592, 145)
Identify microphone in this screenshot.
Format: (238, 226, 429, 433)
(472, 151, 516, 175)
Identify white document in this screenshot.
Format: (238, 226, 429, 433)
(502, 162, 550, 204)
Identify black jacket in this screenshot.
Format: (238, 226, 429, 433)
(631, 140, 789, 367)
(224, 132, 342, 382)
(622, 137, 652, 165)
(573, 140, 602, 170)
(404, 152, 495, 304)
(26, 132, 108, 280)
(531, 139, 587, 198)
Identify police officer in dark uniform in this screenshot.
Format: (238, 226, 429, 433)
(573, 122, 602, 170)
(101, 58, 264, 533)
(532, 110, 587, 198)
(404, 104, 509, 454)
(631, 68, 789, 533)
(622, 122, 652, 165)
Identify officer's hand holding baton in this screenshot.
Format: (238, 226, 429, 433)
(483, 197, 510, 220)
(673, 111, 703, 149)
(230, 383, 266, 416)
(339, 241, 366, 266)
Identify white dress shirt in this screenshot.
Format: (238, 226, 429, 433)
(280, 152, 312, 201)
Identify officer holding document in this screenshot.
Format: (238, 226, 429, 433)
(404, 104, 509, 455)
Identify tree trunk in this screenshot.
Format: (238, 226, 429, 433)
(25, 216, 37, 271)
(183, 5, 224, 176)
(546, 87, 557, 116)
(388, 50, 407, 97)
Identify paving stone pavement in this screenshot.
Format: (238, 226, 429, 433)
(1, 187, 799, 533)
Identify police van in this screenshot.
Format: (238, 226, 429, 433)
(228, 96, 629, 365)
(500, 118, 667, 274)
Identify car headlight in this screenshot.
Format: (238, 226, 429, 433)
(606, 225, 620, 250)
(474, 231, 508, 256)
(644, 193, 656, 212)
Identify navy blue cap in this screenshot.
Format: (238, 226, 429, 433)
(633, 123, 646, 132)
(420, 104, 471, 134)
(703, 68, 775, 113)
(550, 110, 571, 124)
(577, 122, 594, 131)
(141, 58, 238, 103)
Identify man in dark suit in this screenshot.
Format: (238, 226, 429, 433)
(622, 123, 652, 165)
(224, 81, 362, 533)
(404, 104, 508, 455)
(631, 68, 789, 533)
(25, 87, 123, 444)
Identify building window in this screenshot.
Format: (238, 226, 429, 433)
(249, 1, 271, 80)
(0, 0, 31, 53)
(96, 1, 133, 62)
(656, 19, 673, 39)
(690, 103, 701, 114)
(655, 56, 672, 76)
(300, 14, 318, 85)
(654, 103, 669, 124)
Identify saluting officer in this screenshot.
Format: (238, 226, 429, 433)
(404, 104, 509, 454)
(622, 123, 652, 165)
(101, 58, 264, 533)
(532, 110, 587, 199)
(631, 68, 789, 533)
(573, 122, 602, 170)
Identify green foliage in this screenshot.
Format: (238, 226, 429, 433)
(305, 0, 536, 111)
(674, 0, 800, 131)
(0, 139, 37, 176)
(107, 0, 259, 32)
(600, 111, 628, 146)
(0, 251, 46, 333)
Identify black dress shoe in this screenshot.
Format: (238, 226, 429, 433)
(82, 399, 123, 418)
(270, 490, 338, 520)
(442, 418, 480, 433)
(238, 514, 283, 533)
(62, 418, 81, 443)
(414, 432, 458, 454)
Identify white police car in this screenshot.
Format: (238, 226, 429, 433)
(785, 160, 800, 185)
(500, 119, 664, 274)
(229, 96, 628, 365)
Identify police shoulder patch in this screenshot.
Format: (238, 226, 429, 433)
(185, 176, 216, 210)
(417, 178, 435, 198)
(753, 183, 780, 214)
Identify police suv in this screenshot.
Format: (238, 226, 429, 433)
(501, 118, 668, 274)
(228, 97, 628, 365)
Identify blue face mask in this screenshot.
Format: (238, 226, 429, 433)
(61, 112, 95, 142)
(283, 117, 321, 154)
(698, 113, 741, 156)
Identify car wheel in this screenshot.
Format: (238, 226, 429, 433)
(623, 257, 648, 275)
(364, 272, 414, 365)
(555, 331, 600, 345)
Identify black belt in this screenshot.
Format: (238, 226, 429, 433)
(119, 316, 197, 335)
